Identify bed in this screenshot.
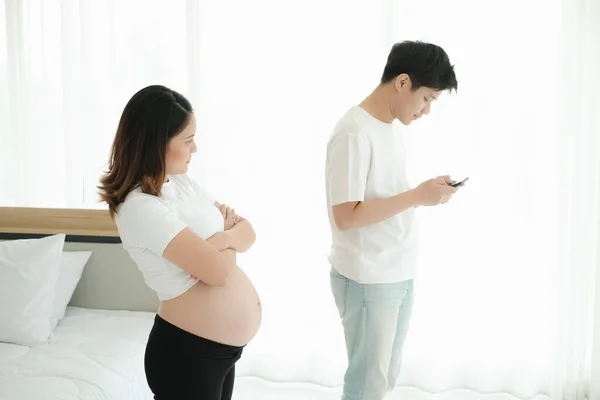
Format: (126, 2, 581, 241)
(0, 307, 154, 400)
(0, 207, 158, 400)
(0, 207, 536, 400)
(0, 207, 351, 400)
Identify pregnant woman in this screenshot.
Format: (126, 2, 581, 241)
(98, 85, 262, 400)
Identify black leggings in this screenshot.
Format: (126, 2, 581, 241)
(144, 314, 244, 400)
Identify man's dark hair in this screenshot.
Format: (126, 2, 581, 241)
(381, 40, 457, 92)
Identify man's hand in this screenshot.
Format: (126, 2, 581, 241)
(437, 175, 454, 185)
(219, 204, 241, 230)
(436, 175, 456, 204)
(414, 176, 458, 206)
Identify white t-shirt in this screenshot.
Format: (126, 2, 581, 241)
(325, 106, 418, 284)
(114, 174, 224, 301)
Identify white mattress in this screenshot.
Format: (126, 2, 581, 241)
(0, 307, 154, 400)
(0, 307, 548, 400)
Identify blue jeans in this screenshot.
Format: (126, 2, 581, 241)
(330, 268, 415, 400)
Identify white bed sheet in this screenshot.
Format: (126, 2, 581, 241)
(0, 307, 154, 400)
(0, 307, 549, 400)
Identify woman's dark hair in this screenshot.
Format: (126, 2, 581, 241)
(381, 40, 458, 92)
(98, 85, 193, 217)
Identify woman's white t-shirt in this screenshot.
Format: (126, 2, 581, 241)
(114, 174, 224, 301)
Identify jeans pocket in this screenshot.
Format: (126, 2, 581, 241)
(330, 269, 348, 318)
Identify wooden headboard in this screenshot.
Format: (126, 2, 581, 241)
(0, 207, 159, 312)
(0, 207, 118, 240)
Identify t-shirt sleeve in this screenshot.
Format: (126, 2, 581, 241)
(115, 195, 187, 256)
(326, 132, 371, 206)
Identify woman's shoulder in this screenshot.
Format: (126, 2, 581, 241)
(115, 191, 167, 221)
(113, 189, 187, 248)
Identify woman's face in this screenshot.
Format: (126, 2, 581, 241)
(165, 114, 197, 176)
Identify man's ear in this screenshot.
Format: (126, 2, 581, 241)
(394, 73, 411, 92)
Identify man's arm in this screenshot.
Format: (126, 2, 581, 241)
(333, 189, 420, 231)
(333, 177, 457, 231)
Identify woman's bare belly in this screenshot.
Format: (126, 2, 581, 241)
(158, 265, 262, 347)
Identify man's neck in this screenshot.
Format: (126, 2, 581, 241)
(359, 85, 395, 124)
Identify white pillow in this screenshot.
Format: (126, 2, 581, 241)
(49, 251, 92, 330)
(0, 234, 66, 346)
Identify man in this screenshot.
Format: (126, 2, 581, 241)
(325, 40, 459, 400)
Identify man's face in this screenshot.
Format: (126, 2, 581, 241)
(392, 74, 441, 125)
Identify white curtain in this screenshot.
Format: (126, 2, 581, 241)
(1, 1, 599, 399)
(553, 0, 600, 398)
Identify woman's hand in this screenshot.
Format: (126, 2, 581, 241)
(219, 204, 241, 230)
(213, 200, 254, 252)
(221, 248, 237, 268)
(191, 233, 230, 280)
(191, 248, 236, 281)
(206, 232, 230, 251)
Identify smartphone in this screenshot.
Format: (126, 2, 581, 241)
(451, 177, 469, 187)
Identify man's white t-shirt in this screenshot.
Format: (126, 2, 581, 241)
(114, 174, 224, 301)
(325, 106, 418, 284)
